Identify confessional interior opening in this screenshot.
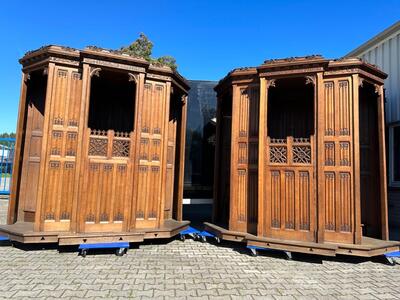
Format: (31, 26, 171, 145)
(170, 92, 182, 221)
(359, 82, 381, 239)
(88, 70, 136, 133)
(215, 94, 232, 226)
(267, 77, 314, 139)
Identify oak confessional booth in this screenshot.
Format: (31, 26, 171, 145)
(206, 56, 400, 257)
(0, 45, 190, 245)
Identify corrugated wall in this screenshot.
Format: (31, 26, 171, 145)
(357, 31, 400, 124)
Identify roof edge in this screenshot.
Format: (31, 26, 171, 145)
(345, 21, 400, 57)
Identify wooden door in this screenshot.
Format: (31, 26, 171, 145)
(319, 78, 355, 244)
(79, 130, 134, 233)
(264, 136, 316, 242)
(40, 68, 82, 231)
(134, 82, 168, 229)
(18, 71, 47, 223)
(229, 85, 259, 234)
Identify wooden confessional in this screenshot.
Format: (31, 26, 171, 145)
(1, 45, 189, 245)
(206, 56, 400, 257)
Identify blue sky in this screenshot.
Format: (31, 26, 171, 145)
(0, 0, 399, 132)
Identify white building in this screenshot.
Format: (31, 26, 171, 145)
(347, 21, 400, 228)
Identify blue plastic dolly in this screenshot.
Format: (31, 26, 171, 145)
(78, 242, 129, 257)
(197, 230, 221, 244)
(247, 245, 292, 260)
(0, 236, 9, 242)
(179, 226, 201, 242)
(384, 251, 400, 265)
(0, 236, 12, 247)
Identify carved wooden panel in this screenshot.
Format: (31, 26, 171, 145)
(79, 161, 131, 232)
(40, 67, 83, 231)
(321, 78, 354, 243)
(265, 168, 314, 241)
(19, 72, 47, 219)
(324, 81, 335, 136)
(270, 171, 281, 229)
(324, 172, 336, 231)
(230, 85, 259, 233)
(298, 171, 311, 230)
(324, 142, 335, 166)
(134, 81, 168, 228)
(338, 81, 350, 136)
(284, 171, 295, 229)
(236, 169, 247, 222)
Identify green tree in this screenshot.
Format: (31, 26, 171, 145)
(121, 33, 178, 70)
(120, 33, 153, 60)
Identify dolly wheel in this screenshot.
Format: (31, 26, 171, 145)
(250, 248, 257, 257)
(81, 249, 87, 257)
(215, 237, 221, 244)
(116, 248, 125, 256)
(201, 236, 207, 243)
(180, 234, 186, 242)
(284, 251, 292, 260)
(387, 257, 395, 265)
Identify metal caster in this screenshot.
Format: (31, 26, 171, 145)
(250, 248, 257, 257)
(200, 236, 207, 243)
(284, 251, 292, 260)
(81, 249, 87, 257)
(180, 234, 186, 242)
(386, 257, 395, 265)
(115, 248, 126, 256)
(215, 237, 221, 244)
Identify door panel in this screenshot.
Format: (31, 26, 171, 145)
(320, 78, 355, 244)
(264, 137, 316, 242)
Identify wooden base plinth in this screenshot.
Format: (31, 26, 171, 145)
(0, 220, 189, 246)
(204, 222, 400, 258)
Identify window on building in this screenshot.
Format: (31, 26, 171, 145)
(391, 125, 400, 186)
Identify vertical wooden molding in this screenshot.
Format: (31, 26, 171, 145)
(130, 73, 145, 230)
(7, 73, 28, 224)
(34, 63, 56, 231)
(71, 63, 90, 233)
(352, 74, 362, 244)
(176, 95, 187, 221)
(257, 77, 266, 236)
(377, 84, 389, 240)
(316, 72, 325, 243)
(159, 81, 172, 226)
(229, 84, 239, 231)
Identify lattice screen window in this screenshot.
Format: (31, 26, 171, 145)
(112, 140, 130, 157)
(89, 138, 108, 156)
(269, 146, 287, 164)
(292, 145, 311, 164)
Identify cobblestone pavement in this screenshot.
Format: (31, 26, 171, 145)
(0, 238, 400, 300)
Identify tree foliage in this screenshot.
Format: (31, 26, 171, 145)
(121, 33, 178, 71)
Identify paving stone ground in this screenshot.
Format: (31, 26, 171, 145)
(1, 200, 400, 299)
(0, 237, 399, 300)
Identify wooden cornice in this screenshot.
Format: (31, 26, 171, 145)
(18, 44, 189, 94)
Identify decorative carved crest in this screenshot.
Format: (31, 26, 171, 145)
(128, 73, 139, 83)
(305, 75, 316, 85)
(266, 79, 276, 89)
(90, 67, 101, 77)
